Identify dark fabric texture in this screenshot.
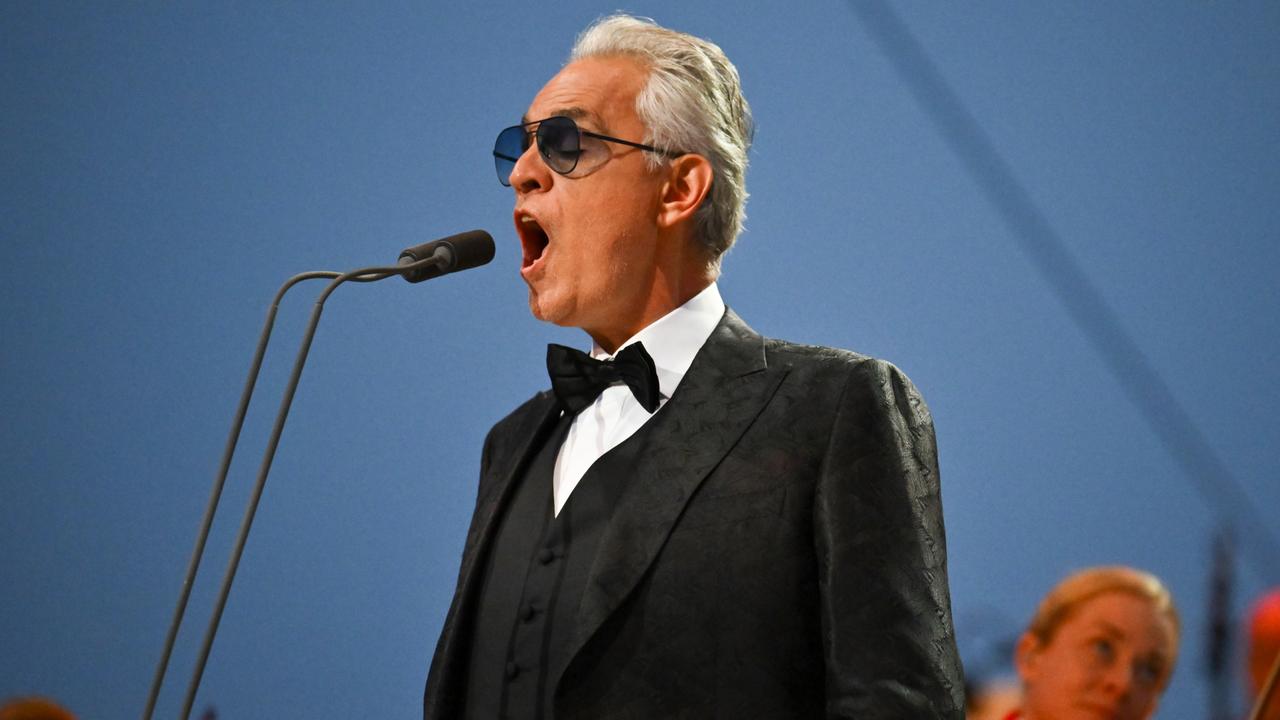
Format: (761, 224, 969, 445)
(463, 412, 566, 719)
(464, 404, 645, 720)
(426, 308, 966, 719)
(546, 341, 661, 414)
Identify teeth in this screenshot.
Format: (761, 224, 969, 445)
(520, 216, 536, 224)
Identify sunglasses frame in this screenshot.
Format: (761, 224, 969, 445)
(493, 115, 683, 186)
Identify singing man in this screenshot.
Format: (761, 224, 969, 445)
(425, 14, 965, 718)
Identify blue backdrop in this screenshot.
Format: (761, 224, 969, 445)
(3, 3, 1277, 717)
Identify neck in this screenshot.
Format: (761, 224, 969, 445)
(587, 267, 713, 355)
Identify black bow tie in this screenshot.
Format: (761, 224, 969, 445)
(547, 342, 661, 415)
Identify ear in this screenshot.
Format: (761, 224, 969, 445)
(1014, 631, 1043, 682)
(656, 154, 714, 230)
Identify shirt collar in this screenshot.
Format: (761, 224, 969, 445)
(590, 282, 725, 401)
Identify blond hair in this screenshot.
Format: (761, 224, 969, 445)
(1027, 566, 1180, 685)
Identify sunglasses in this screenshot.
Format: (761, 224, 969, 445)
(493, 115, 681, 186)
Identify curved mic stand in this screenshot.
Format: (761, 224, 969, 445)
(144, 270, 338, 720)
(142, 252, 446, 720)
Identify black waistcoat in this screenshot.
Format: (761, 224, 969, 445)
(464, 410, 647, 720)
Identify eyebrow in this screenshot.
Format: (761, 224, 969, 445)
(1089, 620, 1169, 659)
(1089, 620, 1127, 639)
(520, 106, 607, 131)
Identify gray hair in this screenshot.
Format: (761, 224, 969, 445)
(571, 14, 753, 276)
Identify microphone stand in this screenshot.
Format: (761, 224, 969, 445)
(143, 251, 447, 720)
(1206, 528, 1235, 720)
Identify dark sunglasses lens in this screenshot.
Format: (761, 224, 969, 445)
(536, 117, 581, 174)
(493, 125, 528, 186)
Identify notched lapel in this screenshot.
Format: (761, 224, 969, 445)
(459, 391, 561, 581)
(560, 309, 788, 678)
(433, 391, 560, 692)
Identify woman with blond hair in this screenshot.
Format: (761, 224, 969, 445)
(1008, 566, 1179, 720)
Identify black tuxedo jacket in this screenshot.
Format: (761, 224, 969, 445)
(425, 309, 965, 718)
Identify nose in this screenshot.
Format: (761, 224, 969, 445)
(1099, 661, 1135, 699)
(509, 142, 550, 194)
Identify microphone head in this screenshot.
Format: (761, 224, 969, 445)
(398, 229, 495, 283)
(444, 229, 497, 272)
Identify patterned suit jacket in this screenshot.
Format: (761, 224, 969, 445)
(425, 309, 965, 718)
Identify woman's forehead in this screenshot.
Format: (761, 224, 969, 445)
(1062, 592, 1175, 651)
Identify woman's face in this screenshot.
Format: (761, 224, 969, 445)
(1016, 591, 1176, 720)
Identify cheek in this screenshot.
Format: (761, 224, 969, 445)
(579, 218, 648, 273)
(1025, 649, 1090, 707)
(1121, 677, 1166, 714)
(555, 179, 659, 283)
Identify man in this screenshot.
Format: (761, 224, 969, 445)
(426, 14, 964, 719)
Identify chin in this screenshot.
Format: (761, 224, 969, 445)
(526, 289, 571, 327)
(527, 297, 550, 323)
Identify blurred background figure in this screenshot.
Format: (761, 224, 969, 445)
(966, 676, 1019, 720)
(1246, 588, 1280, 720)
(1008, 566, 1179, 720)
(959, 606, 1020, 720)
(0, 697, 75, 720)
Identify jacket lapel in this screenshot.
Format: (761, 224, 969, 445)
(461, 391, 560, 577)
(429, 390, 560, 704)
(558, 308, 789, 679)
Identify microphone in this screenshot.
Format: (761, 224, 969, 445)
(148, 231, 495, 720)
(398, 229, 495, 283)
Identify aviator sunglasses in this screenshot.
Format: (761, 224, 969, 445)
(493, 115, 682, 186)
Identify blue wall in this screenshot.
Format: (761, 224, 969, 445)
(3, 3, 1277, 717)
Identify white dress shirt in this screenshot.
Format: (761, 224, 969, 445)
(552, 282, 725, 515)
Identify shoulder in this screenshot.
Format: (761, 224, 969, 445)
(763, 336, 872, 371)
(722, 307, 920, 389)
(486, 389, 556, 442)
(719, 309, 931, 418)
(764, 337, 925, 399)
(473, 389, 557, 482)
(757, 336, 936, 443)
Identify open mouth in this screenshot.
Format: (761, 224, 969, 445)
(516, 212, 550, 270)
